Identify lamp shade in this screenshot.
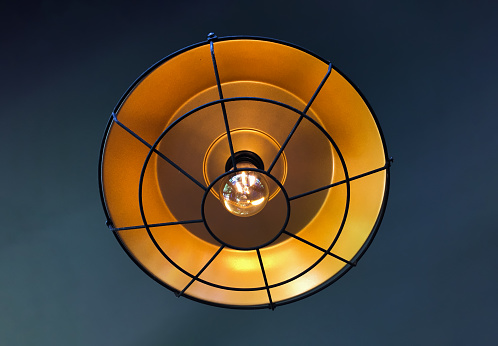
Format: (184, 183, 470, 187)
(99, 34, 390, 309)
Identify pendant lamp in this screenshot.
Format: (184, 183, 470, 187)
(98, 33, 391, 309)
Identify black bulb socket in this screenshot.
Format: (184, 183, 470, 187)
(224, 151, 265, 172)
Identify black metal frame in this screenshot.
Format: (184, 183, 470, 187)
(98, 33, 391, 310)
(135, 96, 351, 295)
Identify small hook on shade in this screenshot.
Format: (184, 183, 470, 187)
(207, 32, 218, 41)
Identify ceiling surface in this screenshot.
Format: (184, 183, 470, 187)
(1, 1, 497, 345)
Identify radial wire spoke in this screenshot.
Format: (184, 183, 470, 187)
(289, 163, 390, 201)
(267, 63, 333, 174)
(267, 114, 304, 175)
(256, 249, 275, 310)
(282, 230, 356, 266)
(208, 34, 237, 170)
(177, 245, 225, 297)
(110, 219, 204, 232)
(302, 63, 333, 114)
(111, 113, 207, 191)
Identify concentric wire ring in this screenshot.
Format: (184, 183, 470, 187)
(201, 167, 290, 251)
(137, 97, 350, 293)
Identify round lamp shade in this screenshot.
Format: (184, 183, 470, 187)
(99, 34, 390, 309)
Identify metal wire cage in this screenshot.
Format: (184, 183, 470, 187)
(99, 33, 391, 309)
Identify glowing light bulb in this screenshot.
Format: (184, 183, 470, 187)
(219, 165, 269, 217)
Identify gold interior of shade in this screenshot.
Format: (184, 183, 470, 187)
(202, 127, 287, 201)
(102, 39, 387, 306)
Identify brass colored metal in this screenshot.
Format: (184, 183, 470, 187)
(101, 37, 389, 308)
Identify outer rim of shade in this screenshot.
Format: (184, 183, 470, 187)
(98, 34, 391, 310)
